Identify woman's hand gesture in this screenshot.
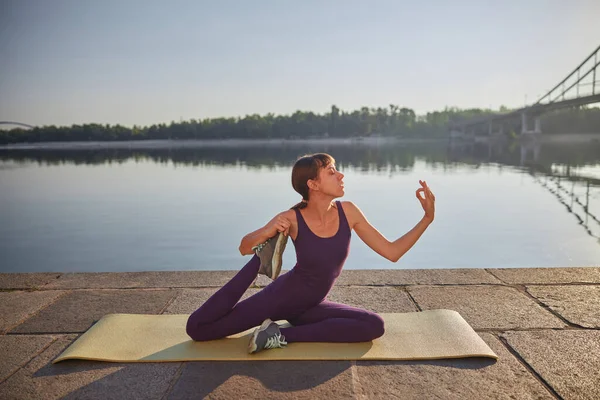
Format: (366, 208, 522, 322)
(416, 180, 435, 223)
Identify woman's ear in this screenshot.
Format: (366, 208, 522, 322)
(307, 179, 318, 191)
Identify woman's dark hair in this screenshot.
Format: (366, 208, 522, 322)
(290, 153, 336, 210)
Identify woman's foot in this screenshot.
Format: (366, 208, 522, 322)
(248, 318, 288, 354)
(252, 232, 288, 280)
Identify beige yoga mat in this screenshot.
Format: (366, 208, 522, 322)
(53, 309, 497, 363)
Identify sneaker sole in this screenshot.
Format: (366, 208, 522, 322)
(271, 234, 287, 280)
(248, 318, 273, 354)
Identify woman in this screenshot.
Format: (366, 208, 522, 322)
(186, 153, 436, 354)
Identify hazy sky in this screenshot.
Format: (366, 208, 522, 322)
(1, 0, 599, 127)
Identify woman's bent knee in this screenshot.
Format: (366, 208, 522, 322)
(186, 314, 244, 342)
(186, 316, 199, 340)
(186, 315, 211, 341)
(367, 313, 385, 340)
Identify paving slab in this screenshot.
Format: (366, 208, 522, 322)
(355, 333, 554, 399)
(163, 288, 263, 314)
(44, 271, 238, 289)
(488, 266, 600, 284)
(408, 285, 566, 330)
(0, 291, 66, 333)
(164, 286, 417, 317)
(35, 268, 508, 290)
(502, 330, 600, 400)
(10, 289, 177, 334)
(334, 269, 503, 286)
(326, 286, 417, 313)
(526, 285, 600, 328)
(167, 360, 355, 399)
(0, 273, 61, 290)
(0, 335, 181, 400)
(0, 335, 56, 383)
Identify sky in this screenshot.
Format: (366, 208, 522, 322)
(1, 0, 599, 128)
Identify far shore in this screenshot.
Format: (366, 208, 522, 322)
(0, 133, 599, 150)
(0, 136, 442, 150)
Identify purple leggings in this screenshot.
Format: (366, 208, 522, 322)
(186, 255, 385, 343)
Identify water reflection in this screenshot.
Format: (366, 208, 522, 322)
(534, 174, 600, 242)
(3, 141, 599, 206)
(1, 139, 599, 272)
(4, 139, 599, 241)
(446, 139, 600, 242)
(1, 139, 600, 174)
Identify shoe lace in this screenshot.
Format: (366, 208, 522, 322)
(264, 334, 287, 349)
(252, 241, 267, 253)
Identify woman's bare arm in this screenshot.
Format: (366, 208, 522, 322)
(238, 210, 294, 255)
(344, 180, 435, 262)
(238, 226, 273, 256)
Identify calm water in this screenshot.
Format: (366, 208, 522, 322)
(1, 138, 599, 273)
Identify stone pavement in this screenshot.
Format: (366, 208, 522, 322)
(0, 266, 599, 399)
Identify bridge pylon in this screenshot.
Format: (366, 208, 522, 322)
(520, 112, 542, 136)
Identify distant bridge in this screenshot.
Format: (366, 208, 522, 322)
(0, 121, 35, 129)
(449, 44, 600, 138)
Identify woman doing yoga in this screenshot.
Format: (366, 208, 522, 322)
(186, 153, 436, 354)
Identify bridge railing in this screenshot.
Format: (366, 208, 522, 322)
(535, 44, 600, 105)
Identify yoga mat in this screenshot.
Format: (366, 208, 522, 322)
(53, 309, 497, 363)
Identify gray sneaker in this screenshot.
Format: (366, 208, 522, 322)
(252, 232, 288, 280)
(248, 318, 288, 354)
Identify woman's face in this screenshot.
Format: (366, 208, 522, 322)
(314, 163, 345, 197)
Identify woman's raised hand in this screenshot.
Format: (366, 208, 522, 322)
(416, 180, 435, 222)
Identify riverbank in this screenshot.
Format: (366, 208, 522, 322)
(1, 132, 600, 150)
(0, 136, 443, 150)
(1, 266, 598, 399)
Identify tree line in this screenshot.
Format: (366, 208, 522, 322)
(1, 105, 599, 145)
